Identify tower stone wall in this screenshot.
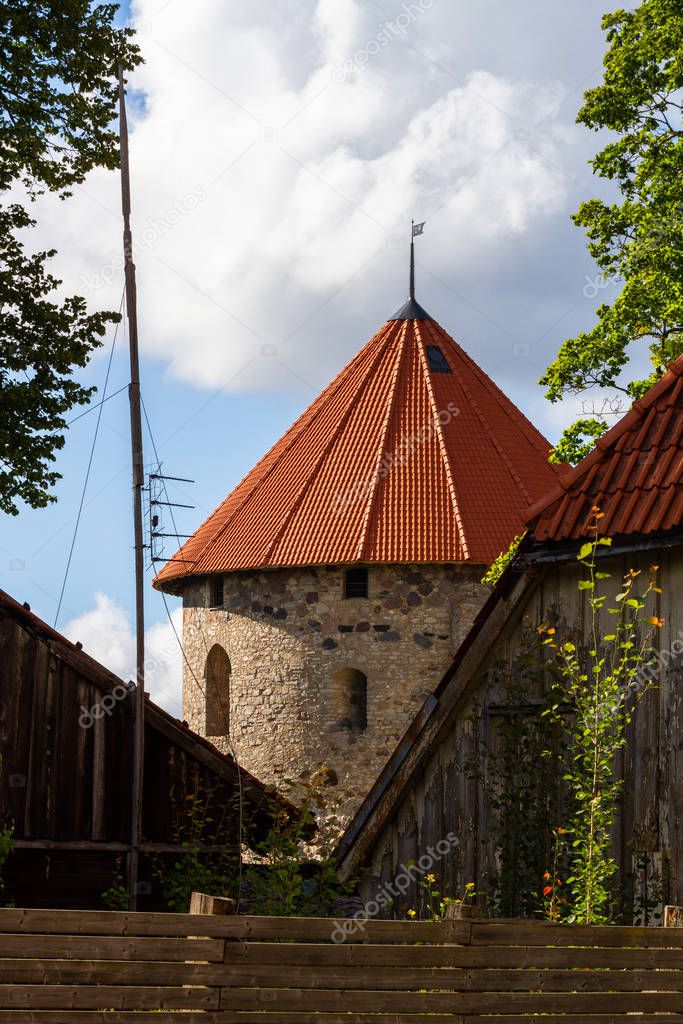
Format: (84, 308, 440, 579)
(181, 562, 487, 819)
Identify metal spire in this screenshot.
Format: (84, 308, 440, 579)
(391, 220, 429, 321)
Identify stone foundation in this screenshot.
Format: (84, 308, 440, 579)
(181, 563, 487, 821)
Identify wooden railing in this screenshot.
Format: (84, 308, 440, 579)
(2, 905, 683, 1020)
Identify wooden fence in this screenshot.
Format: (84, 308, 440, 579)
(2, 906, 683, 1021)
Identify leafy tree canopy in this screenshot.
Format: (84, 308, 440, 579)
(542, 0, 683, 463)
(0, 2, 141, 514)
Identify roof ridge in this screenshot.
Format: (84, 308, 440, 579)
(356, 322, 410, 561)
(416, 319, 469, 559)
(264, 328, 400, 566)
(454, 358, 535, 507)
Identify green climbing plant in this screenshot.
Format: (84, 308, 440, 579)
(152, 778, 238, 913)
(102, 856, 129, 911)
(481, 533, 525, 587)
(540, 513, 662, 923)
(246, 771, 354, 917)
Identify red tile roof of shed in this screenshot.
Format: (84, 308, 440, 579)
(155, 312, 563, 589)
(527, 355, 683, 543)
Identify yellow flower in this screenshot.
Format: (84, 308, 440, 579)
(426, 873, 436, 884)
(407, 908, 416, 919)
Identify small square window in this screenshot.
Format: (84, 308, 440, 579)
(426, 346, 451, 373)
(344, 568, 368, 599)
(209, 576, 224, 608)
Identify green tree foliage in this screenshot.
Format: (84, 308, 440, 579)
(542, 0, 683, 463)
(0, 2, 141, 513)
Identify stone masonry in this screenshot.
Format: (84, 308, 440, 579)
(182, 563, 487, 821)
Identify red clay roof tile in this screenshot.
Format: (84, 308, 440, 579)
(155, 312, 563, 588)
(528, 355, 683, 544)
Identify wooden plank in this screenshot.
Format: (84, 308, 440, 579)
(0, 909, 469, 943)
(221, 963, 683, 991)
(1, 1012, 683, 1024)
(0, 987, 218, 1010)
(0, 935, 224, 961)
(3, 913, 683, 951)
(216, 1016, 683, 1024)
(470, 920, 683, 947)
(222, 939, 683, 969)
(0, 1015, 228, 1024)
(218, 988, 683, 1014)
(462, 968, 683, 992)
(0, 960, 224, 986)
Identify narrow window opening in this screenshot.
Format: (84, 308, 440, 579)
(344, 567, 368, 599)
(426, 346, 451, 373)
(205, 645, 230, 737)
(333, 668, 368, 733)
(209, 576, 224, 608)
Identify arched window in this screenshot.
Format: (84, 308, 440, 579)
(205, 645, 231, 737)
(332, 667, 368, 733)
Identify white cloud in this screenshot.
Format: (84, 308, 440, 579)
(63, 593, 183, 717)
(24, 0, 589, 396)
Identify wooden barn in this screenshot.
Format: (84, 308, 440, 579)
(336, 355, 683, 923)
(0, 589, 297, 910)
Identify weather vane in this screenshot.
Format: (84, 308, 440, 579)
(410, 219, 425, 299)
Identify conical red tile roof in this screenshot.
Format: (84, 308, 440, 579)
(527, 354, 683, 543)
(154, 310, 563, 590)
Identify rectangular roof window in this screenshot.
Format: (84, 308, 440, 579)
(426, 346, 451, 373)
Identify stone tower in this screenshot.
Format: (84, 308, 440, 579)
(154, 285, 563, 819)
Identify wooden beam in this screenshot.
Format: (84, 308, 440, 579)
(189, 893, 236, 916)
(665, 905, 683, 928)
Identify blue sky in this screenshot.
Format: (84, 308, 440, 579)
(0, 0, 637, 712)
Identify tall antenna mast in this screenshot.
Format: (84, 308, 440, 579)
(118, 67, 146, 910)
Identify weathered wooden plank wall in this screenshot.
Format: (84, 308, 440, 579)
(356, 544, 683, 922)
(0, 593, 253, 909)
